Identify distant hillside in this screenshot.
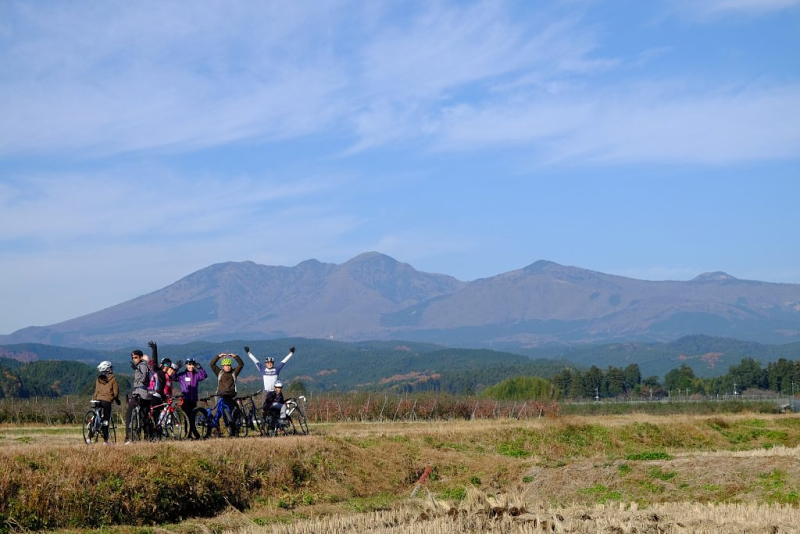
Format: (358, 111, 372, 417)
(0, 358, 99, 398)
(0, 339, 573, 395)
(519, 334, 800, 379)
(1, 253, 799, 350)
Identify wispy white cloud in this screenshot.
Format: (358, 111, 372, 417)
(670, 0, 800, 17)
(429, 82, 800, 164)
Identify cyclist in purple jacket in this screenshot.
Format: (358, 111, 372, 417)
(175, 357, 207, 439)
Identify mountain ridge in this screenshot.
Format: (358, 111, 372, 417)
(2, 252, 799, 349)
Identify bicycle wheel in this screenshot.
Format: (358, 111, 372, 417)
(285, 415, 299, 435)
(295, 407, 309, 435)
(262, 411, 277, 437)
(130, 407, 143, 442)
(251, 407, 265, 437)
(108, 415, 117, 443)
(161, 411, 181, 440)
(82, 410, 99, 444)
(174, 409, 189, 440)
(220, 406, 240, 438)
(238, 408, 250, 438)
(193, 408, 211, 439)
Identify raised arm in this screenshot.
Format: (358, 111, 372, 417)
(210, 353, 223, 375)
(280, 346, 296, 364)
(233, 353, 245, 376)
(148, 340, 159, 368)
(245, 345, 264, 373)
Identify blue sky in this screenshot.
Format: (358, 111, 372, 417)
(1, 0, 799, 335)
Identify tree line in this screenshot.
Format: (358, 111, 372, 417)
(484, 357, 800, 401)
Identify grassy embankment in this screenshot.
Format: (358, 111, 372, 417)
(1, 412, 800, 532)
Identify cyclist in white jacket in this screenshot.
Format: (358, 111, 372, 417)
(245, 345, 295, 392)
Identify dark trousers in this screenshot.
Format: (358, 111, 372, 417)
(99, 400, 112, 441)
(181, 400, 200, 439)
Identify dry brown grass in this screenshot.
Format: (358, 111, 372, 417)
(229, 489, 800, 534)
(1, 412, 800, 532)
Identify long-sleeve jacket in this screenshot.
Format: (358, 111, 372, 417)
(93, 373, 119, 402)
(247, 349, 294, 392)
(131, 360, 152, 400)
(176, 366, 208, 402)
(211, 354, 244, 397)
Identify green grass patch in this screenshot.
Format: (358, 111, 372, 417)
(646, 466, 677, 481)
(579, 484, 622, 503)
(439, 486, 468, 501)
(625, 451, 672, 461)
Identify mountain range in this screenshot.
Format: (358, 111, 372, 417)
(3, 252, 800, 349)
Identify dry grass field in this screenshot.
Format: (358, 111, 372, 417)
(1, 411, 800, 533)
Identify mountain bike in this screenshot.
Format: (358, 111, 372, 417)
(83, 400, 116, 444)
(236, 393, 264, 437)
(127, 394, 152, 442)
(285, 396, 309, 435)
(149, 396, 189, 440)
(192, 395, 244, 438)
(263, 396, 309, 436)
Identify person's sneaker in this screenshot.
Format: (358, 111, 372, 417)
(124, 440, 132, 445)
(102, 442, 110, 446)
(86, 438, 93, 444)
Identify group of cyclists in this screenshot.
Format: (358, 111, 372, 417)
(86, 341, 296, 444)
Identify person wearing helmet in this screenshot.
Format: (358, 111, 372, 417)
(263, 381, 287, 433)
(210, 352, 244, 415)
(90, 361, 120, 444)
(245, 345, 295, 393)
(175, 357, 207, 439)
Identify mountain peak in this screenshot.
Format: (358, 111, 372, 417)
(692, 271, 737, 282)
(346, 251, 398, 264)
(523, 260, 559, 274)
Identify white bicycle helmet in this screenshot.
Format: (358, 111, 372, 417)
(97, 361, 113, 373)
(274, 381, 283, 388)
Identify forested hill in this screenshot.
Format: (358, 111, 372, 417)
(516, 335, 800, 379)
(0, 358, 117, 399)
(0, 339, 573, 396)
(2, 335, 798, 398)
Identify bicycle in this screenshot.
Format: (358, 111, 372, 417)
(127, 394, 152, 442)
(285, 396, 309, 435)
(236, 393, 265, 437)
(263, 396, 309, 436)
(82, 400, 117, 444)
(149, 396, 189, 440)
(192, 395, 244, 438)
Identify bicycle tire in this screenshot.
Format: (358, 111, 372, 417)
(130, 407, 143, 442)
(238, 407, 250, 438)
(296, 408, 309, 435)
(108, 415, 117, 443)
(251, 407, 265, 436)
(193, 407, 211, 439)
(220, 406, 238, 438)
(82, 410, 98, 444)
(174, 408, 189, 440)
(285, 415, 299, 435)
(161, 411, 181, 440)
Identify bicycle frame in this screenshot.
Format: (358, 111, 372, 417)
(194, 395, 240, 438)
(83, 399, 117, 444)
